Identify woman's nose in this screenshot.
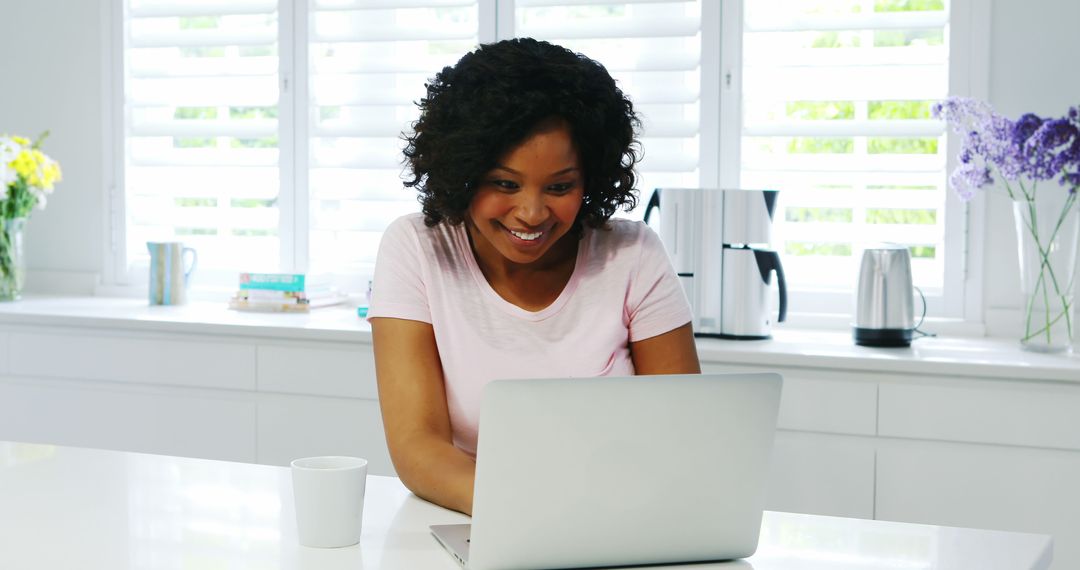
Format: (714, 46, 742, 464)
(514, 190, 548, 226)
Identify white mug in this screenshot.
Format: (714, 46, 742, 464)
(291, 456, 368, 548)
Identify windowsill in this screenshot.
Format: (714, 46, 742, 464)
(0, 295, 1077, 383)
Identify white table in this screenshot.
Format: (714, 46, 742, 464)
(0, 442, 1053, 569)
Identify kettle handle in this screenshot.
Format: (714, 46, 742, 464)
(753, 249, 788, 323)
(643, 188, 661, 224)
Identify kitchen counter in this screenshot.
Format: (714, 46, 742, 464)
(1, 295, 1077, 382)
(0, 441, 1054, 569)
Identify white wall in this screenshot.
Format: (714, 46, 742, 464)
(0, 0, 105, 276)
(983, 0, 1080, 323)
(1, 0, 1077, 332)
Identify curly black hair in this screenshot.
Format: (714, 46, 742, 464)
(402, 38, 641, 231)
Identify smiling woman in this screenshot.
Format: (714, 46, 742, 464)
(366, 38, 700, 516)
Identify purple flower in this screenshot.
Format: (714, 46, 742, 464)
(937, 96, 1080, 199)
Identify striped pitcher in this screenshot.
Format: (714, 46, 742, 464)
(147, 242, 197, 305)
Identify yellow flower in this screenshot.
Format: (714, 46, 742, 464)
(10, 136, 30, 146)
(12, 150, 35, 179)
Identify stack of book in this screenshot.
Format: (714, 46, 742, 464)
(228, 272, 345, 312)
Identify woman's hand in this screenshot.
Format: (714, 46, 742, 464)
(630, 322, 701, 375)
(371, 317, 478, 515)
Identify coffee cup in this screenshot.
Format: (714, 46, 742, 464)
(291, 456, 368, 548)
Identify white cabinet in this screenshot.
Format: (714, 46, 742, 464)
(2, 309, 1078, 568)
(257, 392, 394, 475)
(0, 376, 256, 462)
(703, 363, 878, 519)
(765, 431, 875, 519)
(877, 439, 1080, 570)
(0, 325, 391, 475)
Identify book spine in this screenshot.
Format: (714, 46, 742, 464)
(229, 298, 311, 313)
(239, 273, 306, 292)
(238, 289, 307, 301)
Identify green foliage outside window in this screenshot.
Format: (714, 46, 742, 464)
(909, 245, 936, 258)
(230, 107, 278, 120)
(180, 47, 225, 58)
(787, 101, 855, 120)
(176, 228, 217, 236)
(230, 136, 278, 149)
(811, 31, 861, 48)
(231, 198, 276, 208)
(786, 242, 852, 256)
(868, 101, 932, 120)
(174, 137, 216, 148)
(786, 207, 853, 223)
(788, 137, 854, 153)
(232, 229, 278, 236)
(174, 107, 218, 120)
(866, 208, 937, 224)
(875, 0, 945, 12)
(175, 198, 217, 207)
(868, 137, 938, 154)
(179, 16, 219, 29)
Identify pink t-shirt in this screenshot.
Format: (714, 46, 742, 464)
(367, 213, 692, 456)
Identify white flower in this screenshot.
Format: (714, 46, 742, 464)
(0, 136, 19, 188)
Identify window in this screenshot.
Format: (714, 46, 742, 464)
(122, 0, 284, 286)
(304, 1, 481, 290)
(736, 0, 961, 318)
(506, 0, 714, 200)
(115, 0, 976, 318)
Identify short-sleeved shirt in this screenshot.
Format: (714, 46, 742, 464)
(367, 212, 692, 456)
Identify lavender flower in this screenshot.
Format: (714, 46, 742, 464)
(935, 97, 1080, 199)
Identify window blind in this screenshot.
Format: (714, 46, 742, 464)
(511, 0, 706, 210)
(306, 0, 480, 279)
(124, 0, 282, 276)
(740, 0, 950, 297)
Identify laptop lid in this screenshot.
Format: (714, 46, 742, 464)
(464, 373, 782, 570)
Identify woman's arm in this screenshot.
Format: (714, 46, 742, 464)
(630, 322, 701, 375)
(370, 317, 477, 515)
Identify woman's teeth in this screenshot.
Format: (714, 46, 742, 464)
(509, 229, 542, 241)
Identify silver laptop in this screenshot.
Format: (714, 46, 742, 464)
(431, 372, 783, 570)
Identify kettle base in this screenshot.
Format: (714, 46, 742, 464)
(853, 327, 913, 347)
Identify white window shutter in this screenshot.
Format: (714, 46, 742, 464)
(306, 0, 481, 280)
(740, 0, 951, 300)
(510, 0, 706, 209)
(124, 0, 283, 278)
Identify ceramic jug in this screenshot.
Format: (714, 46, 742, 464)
(147, 242, 197, 305)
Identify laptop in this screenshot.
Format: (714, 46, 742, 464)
(430, 372, 783, 570)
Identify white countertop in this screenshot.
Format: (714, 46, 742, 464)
(0, 295, 1078, 381)
(0, 442, 1053, 569)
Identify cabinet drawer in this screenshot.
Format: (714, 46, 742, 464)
(8, 331, 255, 391)
(765, 431, 875, 519)
(0, 377, 256, 462)
(257, 344, 377, 399)
(877, 440, 1079, 570)
(879, 378, 1080, 450)
(702, 363, 877, 436)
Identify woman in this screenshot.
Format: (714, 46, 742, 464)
(367, 38, 700, 515)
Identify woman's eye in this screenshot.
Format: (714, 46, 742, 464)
(547, 182, 576, 194)
(489, 179, 519, 191)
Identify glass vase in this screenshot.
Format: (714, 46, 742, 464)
(1013, 190, 1080, 353)
(0, 218, 26, 301)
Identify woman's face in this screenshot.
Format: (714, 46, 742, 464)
(466, 120, 584, 269)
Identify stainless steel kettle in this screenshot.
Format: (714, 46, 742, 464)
(853, 245, 915, 347)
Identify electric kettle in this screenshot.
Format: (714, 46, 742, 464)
(853, 245, 915, 347)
